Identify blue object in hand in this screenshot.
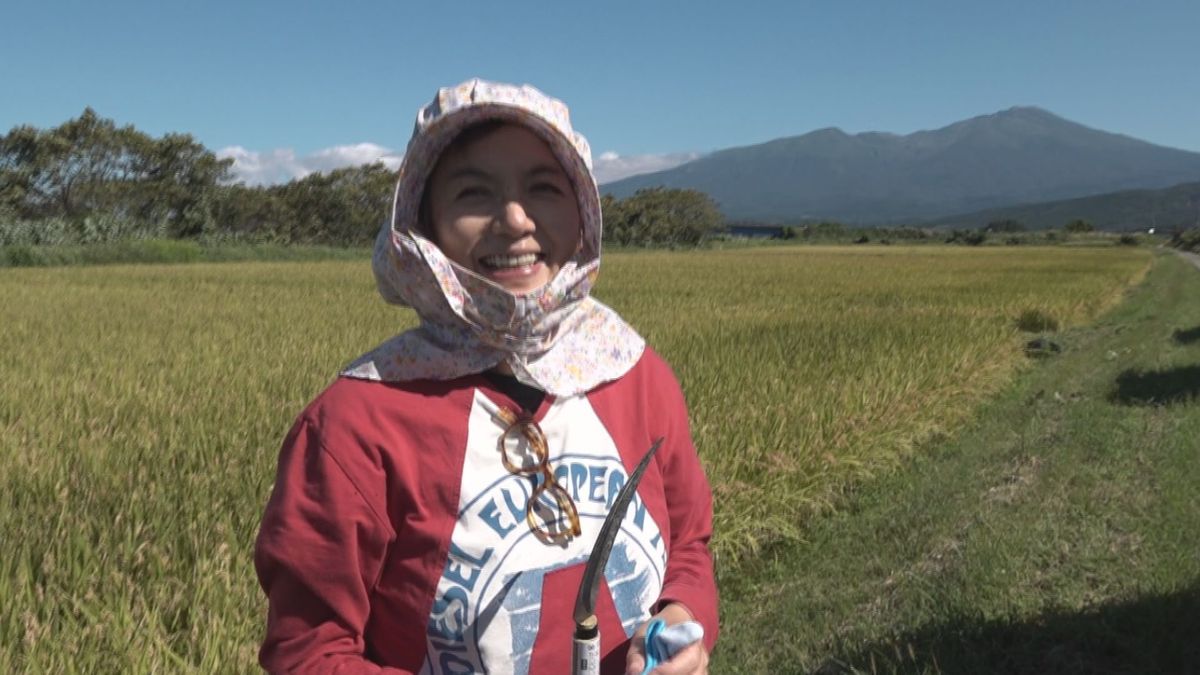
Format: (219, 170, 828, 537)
(642, 618, 704, 673)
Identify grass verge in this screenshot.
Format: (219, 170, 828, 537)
(712, 251, 1200, 674)
(0, 239, 369, 267)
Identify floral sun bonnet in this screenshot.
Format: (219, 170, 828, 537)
(341, 79, 645, 396)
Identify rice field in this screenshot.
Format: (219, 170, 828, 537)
(0, 245, 1150, 672)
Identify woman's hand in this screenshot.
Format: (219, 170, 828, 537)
(624, 603, 709, 675)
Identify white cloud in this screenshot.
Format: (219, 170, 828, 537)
(217, 143, 403, 186)
(593, 151, 703, 184)
(218, 143, 702, 187)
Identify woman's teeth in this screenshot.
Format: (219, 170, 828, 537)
(482, 253, 540, 269)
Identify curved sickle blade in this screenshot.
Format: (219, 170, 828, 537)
(573, 437, 664, 626)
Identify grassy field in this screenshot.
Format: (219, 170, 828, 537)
(713, 252, 1200, 673)
(0, 245, 1150, 672)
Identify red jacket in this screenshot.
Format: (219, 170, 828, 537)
(255, 348, 718, 674)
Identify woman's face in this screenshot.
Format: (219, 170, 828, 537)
(425, 124, 582, 295)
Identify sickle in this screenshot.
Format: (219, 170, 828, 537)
(571, 437, 664, 675)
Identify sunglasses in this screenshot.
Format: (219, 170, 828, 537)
(495, 405, 582, 540)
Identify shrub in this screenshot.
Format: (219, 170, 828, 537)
(1016, 308, 1060, 332)
(945, 229, 987, 246)
(804, 221, 848, 239)
(602, 187, 723, 247)
(0, 245, 42, 266)
(987, 219, 1025, 233)
(1170, 228, 1200, 253)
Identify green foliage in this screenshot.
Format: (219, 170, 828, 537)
(277, 163, 395, 245)
(1, 110, 398, 248)
(0, 108, 231, 234)
(1016, 308, 1060, 332)
(211, 163, 395, 245)
(0, 239, 201, 267)
(209, 184, 294, 242)
(0, 217, 73, 246)
(0, 215, 167, 247)
(1065, 218, 1094, 233)
(873, 226, 931, 241)
(0, 239, 368, 268)
(0, 244, 38, 267)
(1171, 227, 1200, 253)
(602, 187, 723, 247)
(986, 218, 1026, 233)
(946, 229, 988, 246)
(803, 220, 848, 240)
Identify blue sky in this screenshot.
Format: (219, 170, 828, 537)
(3, 0, 1197, 184)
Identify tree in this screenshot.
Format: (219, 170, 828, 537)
(1065, 219, 1094, 233)
(203, 162, 400, 245)
(601, 193, 634, 246)
(133, 132, 234, 236)
(269, 163, 395, 244)
(946, 229, 987, 246)
(1, 109, 139, 219)
(0, 108, 232, 234)
(602, 188, 723, 247)
(1171, 228, 1200, 253)
(209, 184, 294, 241)
(986, 219, 1025, 233)
(804, 221, 848, 240)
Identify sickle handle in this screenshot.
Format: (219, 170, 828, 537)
(572, 616, 600, 675)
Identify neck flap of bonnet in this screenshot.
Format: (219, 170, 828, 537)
(341, 79, 645, 397)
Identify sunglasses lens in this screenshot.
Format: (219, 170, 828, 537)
(500, 425, 542, 473)
(528, 481, 582, 538)
(496, 408, 580, 539)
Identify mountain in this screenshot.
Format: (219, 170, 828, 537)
(601, 107, 1200, 224)
(927, 180, 1200, 232)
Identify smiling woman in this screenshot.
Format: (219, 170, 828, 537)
(253, 79, 718, 675)
(423, 122, 583, 294)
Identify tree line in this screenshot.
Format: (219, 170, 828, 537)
(0, 108, 230, 237)
(11, 109, 1182, 251)
(727, 215, 1172, 247)
(1, 110, 725, 248)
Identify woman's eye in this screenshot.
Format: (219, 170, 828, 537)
(530, 182, 564, 195)
(455, 186, 490, 200)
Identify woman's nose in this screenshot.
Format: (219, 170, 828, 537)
(496, 200, 535, 236)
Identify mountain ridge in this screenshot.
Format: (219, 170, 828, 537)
(927, 180, 1200, 231)
(602, 108, 1200, 224)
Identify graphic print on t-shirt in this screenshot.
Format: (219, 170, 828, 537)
(420, 390, 667, 675)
